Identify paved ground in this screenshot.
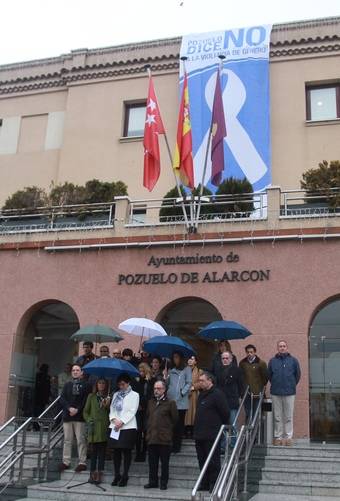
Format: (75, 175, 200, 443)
(248, 494, 340, 501)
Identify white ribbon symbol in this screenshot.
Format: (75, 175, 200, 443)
(194, 69, 268, 186)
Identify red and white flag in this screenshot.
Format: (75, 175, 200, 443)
(143, 75, 165, 191)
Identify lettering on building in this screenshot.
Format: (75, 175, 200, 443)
(117, 252, 270, 286)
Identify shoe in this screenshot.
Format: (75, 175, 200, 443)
(58, 463, 70, 472)
(88, 471, 95, 484)
(111, 475, 121, 486)
(160, 484, 167, 490)
(96, 471, 103, 484)
(75, 463, 87, 472)
(285, 438, 293, 446)
(273, 438, 282, 446)
(144, 483, 158, 489)
(118, 476, 128, 487)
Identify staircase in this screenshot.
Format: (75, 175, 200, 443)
(12, 439, 198, 501)
(248, 441, 340, 499)
(12, 440, 340, 501)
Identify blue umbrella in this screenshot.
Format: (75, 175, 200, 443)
(82, 358, 139, 378)
(198, 320, 251, 341)
(143, 335, 196, 358)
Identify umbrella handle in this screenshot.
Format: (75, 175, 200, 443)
(139, 327, 144, 352)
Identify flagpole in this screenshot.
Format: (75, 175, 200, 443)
(145, 65, 192, 232)
(194, 55, 225, 230)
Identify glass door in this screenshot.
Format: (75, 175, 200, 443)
(309, 299, 340, 442)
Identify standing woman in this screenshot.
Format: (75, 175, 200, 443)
(83, 378, 110, 485)
(134, 362, 153, 461)
(109, 373, 139, 487)
(185, 355, 202, 438)
(166, 351, 192, 453)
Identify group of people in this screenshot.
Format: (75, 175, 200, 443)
(54, 338, 301, 493)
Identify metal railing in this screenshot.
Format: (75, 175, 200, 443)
(0, 397, 63, 495)
(280, 188, 340, 218)
(0, 201, 116, 235)
(1, 187, 340, 235)
(213, 391, 264, 501)
(191, 389, 264, 501)
(191, 386, 249, 500)
(127, 192, 267, 228)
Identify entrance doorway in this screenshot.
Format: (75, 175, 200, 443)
(309, 297, 340, 442)
(157, 297, 222, 368)
(7, 301, 79, 418)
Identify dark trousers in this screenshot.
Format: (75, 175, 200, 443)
(173, 409, 186, 452)
(148, 444, 171, 486)
(90, 442, 106, 472)
(244, 394, 260, 421)
(113, 449, 132, 479)
(195, 439, 221, 489)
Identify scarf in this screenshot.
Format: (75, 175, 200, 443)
(112, 385, 132, 412)
(96, 392, 107, 408)
(155, 394, 166, 406)
(71, 378, 82, 396)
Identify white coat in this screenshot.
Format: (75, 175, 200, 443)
(109, 390, 139, 430)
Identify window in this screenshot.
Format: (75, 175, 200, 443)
(306, 84, 340, 121)
(123, 102, 146, 137)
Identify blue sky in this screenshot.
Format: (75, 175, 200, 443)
(1, 0, 339, 65)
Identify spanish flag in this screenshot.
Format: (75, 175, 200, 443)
(173, 72, 194, 189)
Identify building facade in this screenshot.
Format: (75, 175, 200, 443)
(0, 16, 340, 441)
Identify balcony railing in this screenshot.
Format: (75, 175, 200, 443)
(0, 187, 339, 236)
(0, 202, 115, 235)
(280, 188, 340, 217)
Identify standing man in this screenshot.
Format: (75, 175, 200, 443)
(268, 340, 301, 446)
(239, 344, 268, 420)
(99, 345, 110, 358)
(194, 372, 229, 493)
(59, 364, 91, 472)
(75, 341, 97, 367)
(144, 380, 178, 491)
(215, 351, 245, 447)
(112, 348, 122, 359)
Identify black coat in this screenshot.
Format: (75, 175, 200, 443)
(132, 377, 153, 411)
(194, 386, 230, 441)
(60, 379, 91, 422)
(215, 365, 245, 409)
(211, 352, 238, 376)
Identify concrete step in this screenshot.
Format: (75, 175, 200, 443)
(254, 444, 340, 459)
(249, 495, 340, 501)
(251, 454, 340, 472)
(248, 466, 340, 484)
(254, 479, 340, 497)
(25, 480, 192, 500)
(61, 470, 196, 489)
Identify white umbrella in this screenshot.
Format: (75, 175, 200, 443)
(118, 318, 168, 345)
